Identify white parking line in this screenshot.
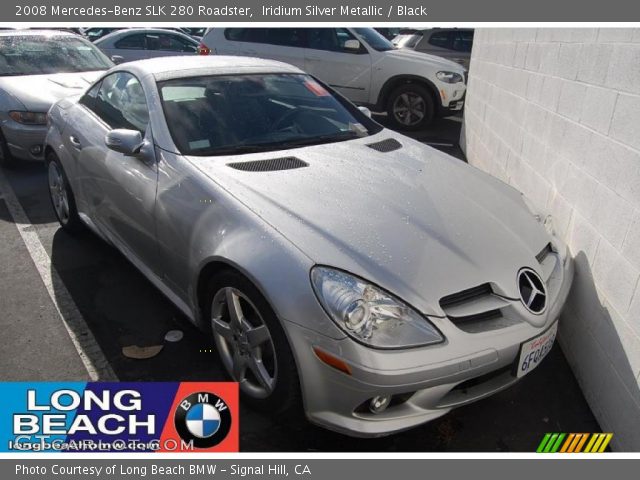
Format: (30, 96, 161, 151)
(0, 168, 117, 381)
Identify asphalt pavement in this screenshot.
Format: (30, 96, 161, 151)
(0, 115, 601, 451)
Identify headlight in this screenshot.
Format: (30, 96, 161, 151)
(436, 71, 464, 84)
(9, 111, 48, 125)
(310, 266, 444, 349)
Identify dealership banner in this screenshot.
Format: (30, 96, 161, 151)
(0, 383, 238, 453)
(1, 459, 639, 480)
(4, 0, 640, 22)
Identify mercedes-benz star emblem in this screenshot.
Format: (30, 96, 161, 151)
(517, 268, 547, 314)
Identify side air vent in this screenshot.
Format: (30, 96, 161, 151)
(439, 283, 521, 333)
(227, 157, 308, 172)
(366, 138, 402, 153)
(535, 243, 553, 264)
(440, 283, 494, 309)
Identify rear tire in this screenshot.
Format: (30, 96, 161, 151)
(46, 152, 84, 234)
(204, 270, 301, 414)
(0, 129, 16, 169)
(386, 83, 435, 131)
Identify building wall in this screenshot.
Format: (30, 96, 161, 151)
(461, 28, 640, 450)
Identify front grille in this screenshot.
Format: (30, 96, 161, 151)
(439, 283, 521, 333)
(440, 283, 493, 309)
(366, 138, 402, 153)
(227, 157, 308, 172)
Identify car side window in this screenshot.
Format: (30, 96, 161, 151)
(114, 34, 146, 50)
(224, 28, 267, 43)
(93, 72, 149, 133)
(263, 29, 306, 48)
(307, 28, 359, 53)
(453, 31, 474, 52)
(428, 31, 454, 50)
(147, 33, 196, 52)
(79, 81, 102, 110)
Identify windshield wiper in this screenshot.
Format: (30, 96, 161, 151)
(198, 131, 364, 156)
(271, 131, 364, 149)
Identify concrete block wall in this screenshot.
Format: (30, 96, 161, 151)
(461, 28, 640, 450)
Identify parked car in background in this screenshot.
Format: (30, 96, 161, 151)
(81, 27, 124, 42)
(0, 30, 112, 168)
(200, 28, 466, 130)
(374, 28, 402, 40)
(393, 28, 474, 70)
(45, 55, 573, 437)
(95, 28, 199, 63)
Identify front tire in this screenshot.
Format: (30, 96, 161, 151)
(386, 83, 435, 131)
(205, 271, 300, 414)
(46, 152, 84, 233)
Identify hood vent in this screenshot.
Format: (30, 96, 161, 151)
(366, 138, 402, 153)
(227, 157, 308, 172)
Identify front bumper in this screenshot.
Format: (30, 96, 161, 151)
(1, 120, 47, 161)
(285, 250, 574, 437)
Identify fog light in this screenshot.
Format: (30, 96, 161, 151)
(369, 395, 391, 414)
(30, 145, 42, 155)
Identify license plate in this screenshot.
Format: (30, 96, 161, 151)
(516, 322, 558, 378)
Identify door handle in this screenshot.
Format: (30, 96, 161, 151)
(69, 135, 82, 149)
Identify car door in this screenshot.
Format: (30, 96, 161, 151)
(304, 28, 372, 104)
(217, 28, 307, 69)
(65, 71, 160, 273)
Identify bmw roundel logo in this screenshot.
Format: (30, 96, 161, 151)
(174, 392, 232, 448)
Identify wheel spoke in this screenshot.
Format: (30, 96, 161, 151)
(60, 195, 69, 219)
(212, 317, 234, 342)
(247, 355, 274, 392)
(232, 350, 247, 382)
(246, 324, 270, 348)
(225, 288, 244, 329)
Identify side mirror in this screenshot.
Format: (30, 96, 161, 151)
(358, 106, 372, 118)
(344, 39, 361, 52)
(105, 129, 144, 156)
(110, 55, 125, 64)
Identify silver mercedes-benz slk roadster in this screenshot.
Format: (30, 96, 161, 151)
(45, 56, 573, 437)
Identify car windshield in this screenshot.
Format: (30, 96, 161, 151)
(0, 35, 112, 76)
(158, 73, 382, 156)
(353, 28, 395, 51)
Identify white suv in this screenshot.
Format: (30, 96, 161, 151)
(200, 28, 466, 130)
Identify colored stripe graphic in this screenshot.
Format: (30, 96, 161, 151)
(537, 433, 613, 453)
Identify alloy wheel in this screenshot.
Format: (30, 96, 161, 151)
(392, 92, 426, 126)
(211, 287, 278, 399)
(48, 161, 70, 225)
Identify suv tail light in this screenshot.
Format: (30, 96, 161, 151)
(198, 43, 211, 55)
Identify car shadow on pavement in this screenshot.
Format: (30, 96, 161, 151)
(49, 227, 225, 382)
(0, 163, 58, 225)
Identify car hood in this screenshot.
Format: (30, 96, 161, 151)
(188, 131, 550, 316)
(0, 71, 103, 111)
(384, 48, 465, 72)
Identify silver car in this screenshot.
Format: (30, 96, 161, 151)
(0, 30, 112, 168)
(94, 28, 199, 65)
(45, 56, 573, 437)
